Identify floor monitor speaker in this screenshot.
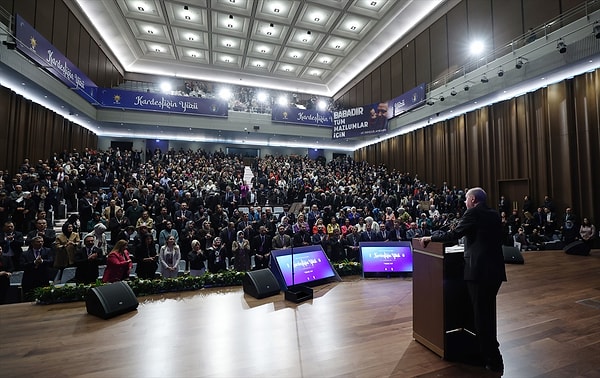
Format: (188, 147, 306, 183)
(243, 269, 280, 299)
(86, 281, 139, 319)
(502, 245, 524, 264)
(563, 240, 590, 256)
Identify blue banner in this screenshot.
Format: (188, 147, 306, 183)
(15, 14, 98, 103)
(271, 106, 333, 127)
(332, 102, 388, 139)
(388, 84, 426, 119)
(97, 88, 229, 117)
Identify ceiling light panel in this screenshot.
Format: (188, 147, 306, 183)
(311, 53, 339, 68)
(141, 41, 175, 58)
(296, 4, 340, 33)
(320, 36, 355, 56)
(212, 35, 246, 54)
(247, 41, 280, 59)
(280, 47, 312, 64)
(256, 0, 300, 21)
(245, 58, 274, 71)
(348, 0, 395, 18)
(118, 0, 164, 21)
(274, 62, 302, 76)
(333, 14, 375, 39)
(286, 29, 324, 49)
(172, 28, 209, 48)
(129, 21, 171, 43)
(212, 12, 249, 37)
(251, 21, 288, 43)
(212, 0, 253, 17)
(177, 47, 209, 64)
(213, 52, 243, 68)
(164, 3, 209, 30)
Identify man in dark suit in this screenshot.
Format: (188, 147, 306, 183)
(250, 226, 272, 270)
(20, 236, 54, 299)
(271, 224, 292, 250)
(421, 187, 506, 374)
(74, 234, 105, 284)
(1, 221, 25, 270)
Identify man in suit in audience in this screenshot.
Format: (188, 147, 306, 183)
(1, 221, 25, 270)
(421, 187, 506, 374)
(74, 234, 105, 284)
(271, 224, 291, 250)
(251, 226, 272, 270)
(20, 236, 54, 299)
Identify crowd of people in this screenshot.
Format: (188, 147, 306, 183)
(0, 147, 596, 302)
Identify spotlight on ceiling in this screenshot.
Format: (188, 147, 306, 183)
(426, 99, 435, 106)
(439, 95, 445, 102)
(450, 88, 457, 96)
(464, 85, 470, 91)
(497, 68, 504, 77)
(594, 24, 600, 39)
(481, 75, 489, 83)
(557, 40, 567, 53)
(2, 40, 16, 50)
(516, 59, 524, 69)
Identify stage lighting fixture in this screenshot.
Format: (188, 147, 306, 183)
(557, 40, 567, 54)
(439, 95, 445, 102)
(2, 40, 16, 50)
(464, 85, 469, 91)
(594, 24, 600, 39)
(481, 75, 489, 83)
(516, 59, 523, 69)
(426, 99, 435, 106)
(450, 88, 457, 96)
(497, 69, 504, 77)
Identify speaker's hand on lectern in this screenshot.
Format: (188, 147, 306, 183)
(419, 237, 431, 248)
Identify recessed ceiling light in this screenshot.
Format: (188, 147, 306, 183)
(371, 1, 377, 6)
(314, 17, 320, 22)
(335, 44, 341, 49)
(350, 25, 357, 30)
(188, 36, 194, 41)
(147, 30, 154, 34)
(274, 8, 280, 13)
(266, 31, 272, 35)
(302, 38, 308, 42)
(227, 23, 233, 28)
(185, 15, 191, 20)
(138, 6, 144, 11)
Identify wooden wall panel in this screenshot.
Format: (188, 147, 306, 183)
(467, 0, 492, 51)
(354, 69, 600, 223)
(13, 0, 34, 25)
(355, 81, 364, 107)
(446, 2, 468, 72)
(415, 30, 431, 87)
(390, 51, 403, 98)
(348, 86, 357, 108)
(88, 38, 99, 84)
(401, 41, 416, 93)
(35, 0, 54, 38)
(66, 12, 81, 68)
(380, 59, 391, 102)
(492, 0, 523, 57)
(363, 74, 372, 104)
(78, 28, 91, 78)
(429, 16, 449, 82)
(371, 67, 381, 102)
(0, 0, 14, 14)
(523, 0, 560, 31)
(52, 0, 68, 54)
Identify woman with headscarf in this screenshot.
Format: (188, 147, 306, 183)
(54, 222, 80, 269)
(159, 235, 181, 278)
(231, 230, 251, 272)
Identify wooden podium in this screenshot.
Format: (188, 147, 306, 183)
(411, 240, 479, 362)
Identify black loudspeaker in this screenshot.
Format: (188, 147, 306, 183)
(502, 245, 524, 264)
(242, 269, 280, 299)
(86, 281, 139, 319)
(563, 240, 590, 256)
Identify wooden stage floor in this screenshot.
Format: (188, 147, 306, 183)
(2, 250, 600, 378)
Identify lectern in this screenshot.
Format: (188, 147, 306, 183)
(411, 240, 479, 362)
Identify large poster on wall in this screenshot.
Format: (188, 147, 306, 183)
(332, 102, 389, 139)
(271, 106, 333, 127)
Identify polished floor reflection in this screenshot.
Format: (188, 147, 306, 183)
(1, 250, 600, 377)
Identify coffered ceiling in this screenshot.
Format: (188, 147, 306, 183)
(71, 0, 445, 96)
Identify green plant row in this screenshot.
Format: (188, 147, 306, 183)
(33, 260, 363, 304)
